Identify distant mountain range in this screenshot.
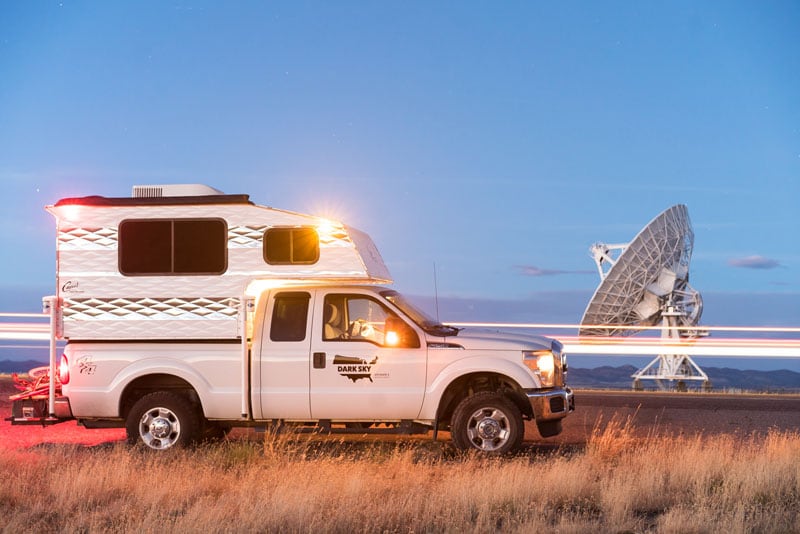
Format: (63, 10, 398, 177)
(3, 360, 800, 392)
(0, 360, 50, 374)
(568, 364, 800, 392)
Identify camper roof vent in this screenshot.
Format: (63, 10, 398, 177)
(132, 184, 225, 198)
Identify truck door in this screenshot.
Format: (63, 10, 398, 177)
(309, 289, 427, 420)
(257, 290, 314, 419)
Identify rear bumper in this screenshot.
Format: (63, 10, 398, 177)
(526, 387, 574, 422)
(7, 396, 73, 425)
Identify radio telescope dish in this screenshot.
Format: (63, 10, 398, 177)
(580, 205, 710, 390)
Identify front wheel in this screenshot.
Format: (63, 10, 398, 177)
(126, 391, 201, 450)
(451, 392, 524, 454)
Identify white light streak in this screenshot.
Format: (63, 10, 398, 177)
(448, 322, 800, 358)
(2, 316, 799, 358)
(558, 337, 800, 358)
(0, 313, 51, 342)
(450, 322, 800, 334)
(0, 322, 50, 341)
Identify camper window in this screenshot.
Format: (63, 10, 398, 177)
(119, 218, 227, 275)
(264, 227, 320, 265)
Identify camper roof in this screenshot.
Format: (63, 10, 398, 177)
(54, 183, 253, 207)
(53, 194, 253, 207)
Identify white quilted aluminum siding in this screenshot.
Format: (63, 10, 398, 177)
(47, 196, 392, 340)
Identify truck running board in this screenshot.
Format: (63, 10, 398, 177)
(259, 420, 432, 436)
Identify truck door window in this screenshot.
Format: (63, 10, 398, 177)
(323, 294, 420, 348)
(270, 292, 311, 342)
(322, 295, 347, 341)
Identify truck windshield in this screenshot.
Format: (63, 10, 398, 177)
(380, 290, 461, 337)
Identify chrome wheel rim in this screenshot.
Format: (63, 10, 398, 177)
(139, 407, 181, 450)
(466, 407, 511, 451)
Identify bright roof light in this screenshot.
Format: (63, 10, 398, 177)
(58, 204, 83, 225)
(316, 218, 344, 242)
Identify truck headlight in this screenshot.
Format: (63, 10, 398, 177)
(523, 350, 556, 387)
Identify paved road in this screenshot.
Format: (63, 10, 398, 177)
(577, 390, 800, 411)
(544, 389, 800, 445)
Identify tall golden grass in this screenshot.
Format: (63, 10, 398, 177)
(2, 420, 799, 533)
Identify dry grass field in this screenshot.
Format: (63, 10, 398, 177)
(2, 422, 799, 533)
(2, 375, 800, 533)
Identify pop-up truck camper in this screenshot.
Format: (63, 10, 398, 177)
(9, 184, 573, 454)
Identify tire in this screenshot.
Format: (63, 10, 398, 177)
(451, 392, 524, 454)
(126, 391, 201, 450)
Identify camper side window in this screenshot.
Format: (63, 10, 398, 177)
(119, 218, 227, 275)
(264, 227, 319, 265)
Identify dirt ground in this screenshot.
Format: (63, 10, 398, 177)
(0, 376, 126, 450)
(3, 376, 800, 452)
(553, 390, 800, 445)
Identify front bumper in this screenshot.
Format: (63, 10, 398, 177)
(526, 387, 574, 422)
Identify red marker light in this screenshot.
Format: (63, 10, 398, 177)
(59, 354, 70, 385)
(60, 204, 83, 224)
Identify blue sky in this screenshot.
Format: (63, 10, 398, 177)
(1, 2, 798, 368)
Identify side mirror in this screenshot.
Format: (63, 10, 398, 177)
(384, 317, 420, 348)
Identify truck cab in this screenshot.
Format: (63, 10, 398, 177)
(252, 285, 572, 430)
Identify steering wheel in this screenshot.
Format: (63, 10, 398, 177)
(349, 318, 374, 338)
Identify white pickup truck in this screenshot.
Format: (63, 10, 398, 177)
(8, 184, 573, 454)
(47, 284, 572, 454)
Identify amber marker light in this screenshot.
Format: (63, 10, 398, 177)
(385, 330, 400, 346)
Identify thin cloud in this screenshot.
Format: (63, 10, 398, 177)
(516, 265, 595, 277)
(728, 255, 782, 270)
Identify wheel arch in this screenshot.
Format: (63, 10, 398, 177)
(435, 371, 533, 428)
(119, 373, 201, 420)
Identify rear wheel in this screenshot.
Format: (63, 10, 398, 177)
(126, 391, 201, 450)
(451, 392, 524, 454)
